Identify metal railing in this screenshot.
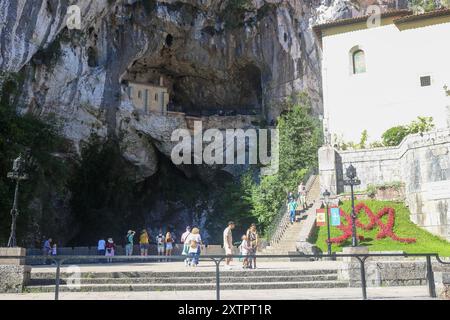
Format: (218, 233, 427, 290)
(265, 168, 318, 246)
(3, 252, 448, 300)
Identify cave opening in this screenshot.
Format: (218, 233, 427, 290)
(165, 34, 173, 47)
(123, 59, 264, 117)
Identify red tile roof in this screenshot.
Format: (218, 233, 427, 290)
(312, 8, 450, 44)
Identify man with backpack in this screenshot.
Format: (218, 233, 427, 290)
(181, 226, 191, 266)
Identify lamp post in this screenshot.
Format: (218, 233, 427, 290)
(6, 154, 29, 248)
(343, 164, 360, 247)
(323, 189, 332, 255)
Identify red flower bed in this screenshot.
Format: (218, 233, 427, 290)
(326, 203, 416, 245)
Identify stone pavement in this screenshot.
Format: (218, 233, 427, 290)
(0, 286, 434, 300)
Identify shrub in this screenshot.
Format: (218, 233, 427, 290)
(381, 125, 409, 147)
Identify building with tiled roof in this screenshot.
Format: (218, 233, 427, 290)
(313, 8, 450, 143)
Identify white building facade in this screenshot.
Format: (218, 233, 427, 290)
(315, 9, 450, 144)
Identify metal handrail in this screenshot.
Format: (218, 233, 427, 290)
(3, 252, 449, 301)
(266, 168, 318, 246)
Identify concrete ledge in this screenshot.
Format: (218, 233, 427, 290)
(0, 247, 26, 265)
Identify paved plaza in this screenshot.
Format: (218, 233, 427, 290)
(0, 286, 433, 300)
(0, 260, 441, 300)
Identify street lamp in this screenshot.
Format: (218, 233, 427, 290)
(6, 154, 29, 248)
(323, 189, 332, 255)
(343, 164, 361, 247)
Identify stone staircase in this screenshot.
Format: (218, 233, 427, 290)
(25, 268, 348, 292)
(259, 176, 321, 256)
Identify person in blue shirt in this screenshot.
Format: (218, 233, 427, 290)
(288, 200, 298, 224)
(125, 230, 136, 256)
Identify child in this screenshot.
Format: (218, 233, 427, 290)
(240, 235, 252, 269)
(188, 240, 200, 267)
(51, 244, 57, 256)
(105, 238, 116, 263)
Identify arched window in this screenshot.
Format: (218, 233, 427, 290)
(352, 49, 366, 74)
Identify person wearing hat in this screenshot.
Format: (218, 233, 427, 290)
(125, 230, 136, 256)
(105, 238, 116, 263)
(139, 229, 150, 256)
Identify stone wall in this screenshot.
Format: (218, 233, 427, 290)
(0, 248, 31, 293)
(319, 129, 450, 241)
(435, 272, 450, 299)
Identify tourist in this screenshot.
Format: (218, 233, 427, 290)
(223, 221, 235, 269)
(287, 191, 295, 202)
(165, 231, 174, 259)
(185, 227, 202, 267)
(239, 235, 251, 269)
(125, 230, 136, 256)
(105, 238, 116, 263)
(51, 244, 57, 255)
(298, 182, 307, 210)
(188, 240, 200, 268)
(97, 237, 106, 257)
(289, 199, 298, 224)
(42, 238, 52, 265)
(181, 226, 192, 266)
(139, 229, 150, 256)
(246, 223, 259, 269)
(171, 230, 177, 244)
(156, 230, 165, 261)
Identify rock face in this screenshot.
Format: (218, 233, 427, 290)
(1, 0, 331, 176)
(2, 0, 399, 244)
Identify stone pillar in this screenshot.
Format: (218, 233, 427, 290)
(0, 247, 31, 293)
(318, 145, 338, 195)
(435, 272, 450, 300)
(337, 246, 373, 287)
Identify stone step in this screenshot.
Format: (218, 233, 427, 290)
(26, 280, 349, 292)
(28, 274, 339, 286)
(30, 269, 338, 279)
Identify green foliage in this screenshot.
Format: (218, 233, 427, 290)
(381, 125, 410, 147)
(277, 93, 322, 186)
(366, 181, 404, 198)
(408, 0, 442, 12)
(234, 93, 322, 237)
(0, 73, 66, 246)
(359, 130, 368, 149)
(333, 130, 370, 150)
(313, 200, 450, 256)
(382, 116, 434, 146)
(408, 116, 435, 134)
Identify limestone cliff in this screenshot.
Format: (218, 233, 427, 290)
(1, 0, 402, 244)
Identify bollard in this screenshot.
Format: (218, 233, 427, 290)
(426, 255, 437, 298)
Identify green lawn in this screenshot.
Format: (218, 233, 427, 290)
(311, 200, 450, 257)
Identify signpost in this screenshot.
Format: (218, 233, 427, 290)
(330, 207, 341, 226)
(316, 209, 326, 227)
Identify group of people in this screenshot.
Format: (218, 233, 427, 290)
(96, 228, 178, 262)
(238, 223, 259, 269)
(287, 182, 308, 224)
(42, 221, 261, 269)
